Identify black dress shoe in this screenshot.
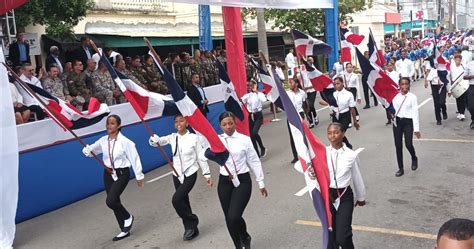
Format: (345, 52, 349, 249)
(290, 158, 298, 164)
(183, 228, 199, 241)
(113, 232, 130, 241)
(395, 169, 404, 177)
(241, 235, 251, 249)
(442, 112, 448, 120)
(411, 158, 418, 171)
(385, 120, 392, 126)
(363, 105, 370, 109)
(436, 120, 442, 125)
(123, 215, 134, 233)
(260, 148, 267, 158)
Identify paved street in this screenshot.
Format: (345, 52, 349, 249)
(15, 80, 474, 249)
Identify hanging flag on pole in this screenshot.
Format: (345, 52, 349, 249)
(250, 58, 284, 110)
(367, 29, 386, 67)
(300, 58, 333, 91)
(215, 58, 246, 121)
(291, 29, 332, 57)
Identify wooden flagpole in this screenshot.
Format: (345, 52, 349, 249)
(3, 62, 112, 174)
(144, 37, 234, 178)
(88, 40, 179, 177)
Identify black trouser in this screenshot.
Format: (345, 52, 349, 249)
(288, 112, 305, 160)
(328, 186, 354, 249)
(104, 168, 131, 229)
(332, 112, 353, 149)
(347, 87, 359, 117)
(306, 91, 318, 124)
(249, 111, 265, 156)
(455, 91, 467, 115)
(392, 117, 417, 170)
(28, 105, 45, 120)
(218, 173, 252, 248)
(468, 85, 474, 122)
(430, 84, 447, 121)
(172, 172, 199, 230)
(362, 80, 378, 106)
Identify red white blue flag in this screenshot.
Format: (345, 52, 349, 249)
(368, 29, 386, 67)
(300, 58, 333, 91)
(250, 58, 284, 110)
(216, 58, 246, 121)
(291, 29, 332, 57)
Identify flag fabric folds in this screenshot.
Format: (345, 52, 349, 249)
(367, 30, 386, 67)
(250, 58, 284, 110)
(149, 52, 230, 166)
(100, 53, 179, 119)
(355, 48, 399, 109)
(340, 35, 353, 63)
(216, 58, 246, 121)
(15, 81, 110, 130)
(340, 27, 365, 45)
(270, 67, 332, 249)
(291, 30, 332, 57)
(300, 58, 333, 91)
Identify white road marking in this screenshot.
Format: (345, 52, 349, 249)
(418, 97, 432, 108)
(146, 171, 173, 183)
(294, 148, 364, 197)
(415, 138, 474, 143)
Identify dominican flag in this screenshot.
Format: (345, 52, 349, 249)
(340, 27, 365, 45)
(271, 67, 331, 249)
(15, 81, 110, 130)
(368, 29, 386, 67)
(340, 35, 353, 63)
(149, 52, 230, 166)
(355, 48, 399, 109)
(250, 58, 284, 110)
(291, 29, 332, 57)
(100, 53, 179, 119)
(300, 58, 332, 91)
(215, 58, 246, 121)
(434, 45, 450, 88)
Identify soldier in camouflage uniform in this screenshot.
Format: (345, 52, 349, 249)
(60, 62, 73, 84)
(201, 50, 219, 87)
(92, 62, 123, 105)
(83, 59, 97, 93)
(143, 54, 168, 94)
(42, 65, 72, 102)
(67, 60, 91, 110)
(192, 49, 205, 85)
(164, 53, 183, 89)
(115, 58, 148, 90)
(179, 52, 193, 91)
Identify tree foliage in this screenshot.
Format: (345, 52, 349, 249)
(242, 0, 372, 36)
(15, 0, 94, 38)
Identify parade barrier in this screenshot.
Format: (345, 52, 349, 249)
(16, 85, 225, 223)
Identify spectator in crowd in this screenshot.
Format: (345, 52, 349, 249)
(10, 80, 31, 124)
(66, 60, 90, 110)
(17, 64, 45, 120)
(179, 52, 193, 90)
(20, 63, 43, 88)
(218, 50, 227, 70)
(115, 58, 147, 90)
(245, 54, 256, 82)
(9, 33, 30, 66)
(201, 50, 219, 87)
(84, 59, 97, 92)
(60, 62, 73, 83)
(435, 218, 473, 249)
(42, 65, 73, 102)
(143, 54, 168, 94)
(164, 53, 182, 86)
(72, 37, 93, 69)
(45, 46, 64, 73)
(92, 62, 123, 105)
(285, 48, 296, 76)
(105, 47, 121, 65)
(187, 72, 209, 117)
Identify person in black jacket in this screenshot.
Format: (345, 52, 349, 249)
(187, 72, 209, 117)
(45, 46, 64, 73)
(9, 33, 30, 66)
(72, 37, 93, 69)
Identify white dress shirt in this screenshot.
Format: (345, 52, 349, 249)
(449, 63, 466, 92)
(331, 88, 355, 114)
(20, 74, 42, 89)
(17, 75, 41, 107)
(342, 72, 361, 100)
(275, 67, 285, 81)
(156, 131, 210, 178)
(10, 84, 24, 104)
(465, 61, 474, 85)
(461, 50, 472, 65)
(241, 91, 266, 113)
(327, 144, 366, 202)
(287, 89, 307, 113)
(387, 70, 400, 87)
(392, 92, 420, 132)
(395, 58, 415, 78)
(219, 131, 265, 189)
(285, 53, 296, 69)
(89, 132, 144, 180)
(332, 62, 344, 75)
(301, 67, 315, 93)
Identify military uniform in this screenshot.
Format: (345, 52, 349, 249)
(66, 71, 91, 109)
(179, 61, 193, 90)
(201, 57, 219, 87)
(143, 64, 168, 95)
(91, 70, 117, 105)
(42, 76, 70, 100)
(83, 68, 96, 93)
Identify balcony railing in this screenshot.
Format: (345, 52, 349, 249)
(94, 0, 172, 12)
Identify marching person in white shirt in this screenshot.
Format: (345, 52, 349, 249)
(463, 60, 474, 129)
(395, 50, 415, 79)
(392, 77, 420, 177)
(287, 79, 308, 163)
(241, 80, 268, 158)
(313, 122, 365, 249)
(82, 115, 145, 241)
(448, 54, 468, 121)
(331, 56, 345, 78)
(149, 114, 212, 241)
(342, 63, 361, 121)
(301, 57, 320, 128)
(424, 56, 448, 125)
(212, 111, 268, 249)
(330, 77, 360, 149)
(285, 48, 297, 77)
(385, 62, 400, 125)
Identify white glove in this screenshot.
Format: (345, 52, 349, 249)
(82, 145, 92, 157)
(149, 134, 159, 147)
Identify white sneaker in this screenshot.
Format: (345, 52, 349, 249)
(460, 114, 465, 121)
(456, 113, 461, 120)
(356, 115, 360, 121)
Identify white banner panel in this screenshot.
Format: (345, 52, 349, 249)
(169, 0, 333, 9)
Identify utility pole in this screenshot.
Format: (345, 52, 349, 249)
(453, 0, 457, 31)
(448, 0, 453, 31)
(396, 0, 401, 38)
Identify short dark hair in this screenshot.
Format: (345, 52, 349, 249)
(72, 60, 82, 66)
(454, 54, 462, 59)
(328, 122, 345, 132)
(219, 111, 235, 123)
(399, 77, 411, 85)
(107, 115, 122, 131)
(334, 76, 344, 83)
(80, 37, 89, 43)
(437, 218, 474, 243)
